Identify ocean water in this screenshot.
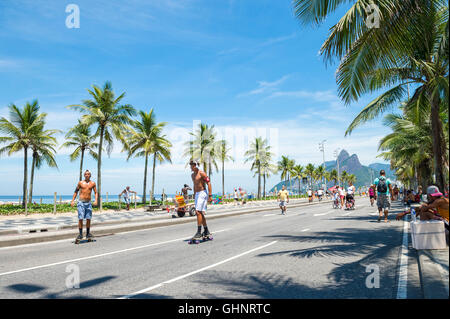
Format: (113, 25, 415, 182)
(0, 194, 175, 204)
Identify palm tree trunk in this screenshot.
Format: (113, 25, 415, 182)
(79, 148, 85, 181)
(143, 152, 148, 204)
(222, 159, 225, 197)
(298, 177, 301, 196)
(23, 147, 28, 209)
(430, 95, 446, 190)
(257, 164, 261, 199)
(263, 174, 266, 198)
(98, 126, 104, 211)
(28, 152, 36, 204)
(151, 153, 156, 204)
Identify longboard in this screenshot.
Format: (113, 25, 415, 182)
(188, 236, 213, 245)
(74, 238, 96, 245)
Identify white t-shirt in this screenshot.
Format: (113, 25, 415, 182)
(307, 190, 312, 196)
(347, 186, 355, 195)
(318, 190, 323, 196)
(338, 188, 345, 196)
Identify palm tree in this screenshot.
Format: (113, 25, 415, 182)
(68, 81, 136, 210)
(0, 100, 45, 209)
(278, 156, 292, 190)
(150, 136, 172, 205)
(216, 140, 234, 197)
(314, 165, 326, 189)
(290, 165, 305, 195)
(245, 137, 270, 199)
(341, 170, 349, 188)
(304, 163, 315, 189)
(61, 120, 99, 181)
(184, 123, 217, 175)
(293, 0, 449, 190)
(258, 149, 276, 197)
(125, 109, 170, 204)
(347, 174, 357, 186)
(329, 169, 339, 185)
(28, 125, 60, 204)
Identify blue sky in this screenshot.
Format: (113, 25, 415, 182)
(0, 0, 392, 196)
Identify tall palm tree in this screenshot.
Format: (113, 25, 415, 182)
(0, 100, 45, 209)
(61, 120, 99, 181)
(347, 174, 357, 186)
(258, 149, 276, 197)
(28, 125, 60, 204)
(293, 0, 449, 190)
(329, 169, 339, 185)
(314, 165, 326, 189)
(68, 81, 136, 210)
(305, 163, 315, 189)
(126, 109, 170, 204)
(245, 137, 270, 199)
(150, 136, 172, 205)
(341, 170, 349, 188)
(278, 155, 292, 190)
(216, 140, 234, 197)
(184, 123, 217, 175)
(290, 164, 305, 195)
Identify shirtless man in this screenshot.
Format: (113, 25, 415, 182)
(189, 160, 213, 241)
(71, 170, 98, 242)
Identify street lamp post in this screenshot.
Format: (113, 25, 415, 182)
(319, 140, 326, 188)
(334, 148, 341, 187)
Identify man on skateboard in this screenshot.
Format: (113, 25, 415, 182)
(71, 170, 98, 243)
(189, 160, 213, 243)
(119, 186, 137, 211)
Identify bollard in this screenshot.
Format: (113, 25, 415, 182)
(53, 192, 57, 214)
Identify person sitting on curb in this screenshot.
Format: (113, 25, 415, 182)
(396, 186, 449, 231)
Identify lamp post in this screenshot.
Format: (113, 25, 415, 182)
(334, 148, 341, 187)
(319, 140, 326, 187)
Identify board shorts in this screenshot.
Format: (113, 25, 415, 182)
(279, 200, 287, 207)
(77, 201, 92, 220)
(195, 190, 208, 212)
(124, 197, 131, 205)
(377, 194, 391, 210)
(369, 195, 374, 199)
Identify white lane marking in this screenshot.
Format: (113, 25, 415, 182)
(0, 229, 230, 277)
(342, 212, 352, 216)
(369, 213, 379, 216)
(313, 212, 330, 216)
(301, 229, 310, 232)
(263, 214, 276, 217)
(119, 241, 278, 299)
(396, 218, 409, 299)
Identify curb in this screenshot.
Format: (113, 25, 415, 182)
(0, 200, 332, 248)
(417, 249, 449, 299)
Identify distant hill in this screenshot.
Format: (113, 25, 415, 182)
(270, 150, 396, 193)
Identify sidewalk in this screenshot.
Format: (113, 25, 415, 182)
(0, 197, 324, 247)
(404, 202, 449, 299)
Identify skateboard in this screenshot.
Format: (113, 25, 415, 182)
(188, 235, 213, 244)
(74, 237, 95, 244)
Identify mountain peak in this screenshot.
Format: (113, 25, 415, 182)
(338, 149, 350, 162)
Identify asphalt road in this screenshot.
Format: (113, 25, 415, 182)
(0, 198, 423, 299)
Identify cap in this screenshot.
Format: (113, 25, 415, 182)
(427, 185, 443, 197)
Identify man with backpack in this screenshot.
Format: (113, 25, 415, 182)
(374, 170, 394, 222)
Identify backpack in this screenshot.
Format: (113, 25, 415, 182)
(377, 178, 388, 193)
